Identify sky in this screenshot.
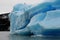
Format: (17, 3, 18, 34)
(0, 0, 46, 14)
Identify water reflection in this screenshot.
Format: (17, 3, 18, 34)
(9, 35, 60, 40)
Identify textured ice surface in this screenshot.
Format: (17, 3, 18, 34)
(52, 0, 60, 9)
(38, 10, 60, 36)
(9, 4, 32, 34)
(13, 4, 32, 12)
(9, 0, 60, 36)
(27, 13, 46, 26)
(39, 10, 60, 29)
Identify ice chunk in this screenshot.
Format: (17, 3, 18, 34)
(9, 3, 54, 34)
(9, 0, 60, 35)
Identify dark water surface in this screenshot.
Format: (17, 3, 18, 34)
(9, 35, 60, 40)
(1, 32, 60, 40)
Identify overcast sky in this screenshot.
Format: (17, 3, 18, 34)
(0, 0, 46, 14)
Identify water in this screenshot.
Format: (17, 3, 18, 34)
(0, 32, 60, 40)
(9, 35, 60, 40)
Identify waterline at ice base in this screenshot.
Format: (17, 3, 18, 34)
(9, 0, 60, 36)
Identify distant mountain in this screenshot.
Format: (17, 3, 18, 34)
(0, 13, 10, 31)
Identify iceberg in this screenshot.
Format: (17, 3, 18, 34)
(9, 0, 60, 36)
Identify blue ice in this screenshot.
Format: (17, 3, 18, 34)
(9, 0, 60, 36)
